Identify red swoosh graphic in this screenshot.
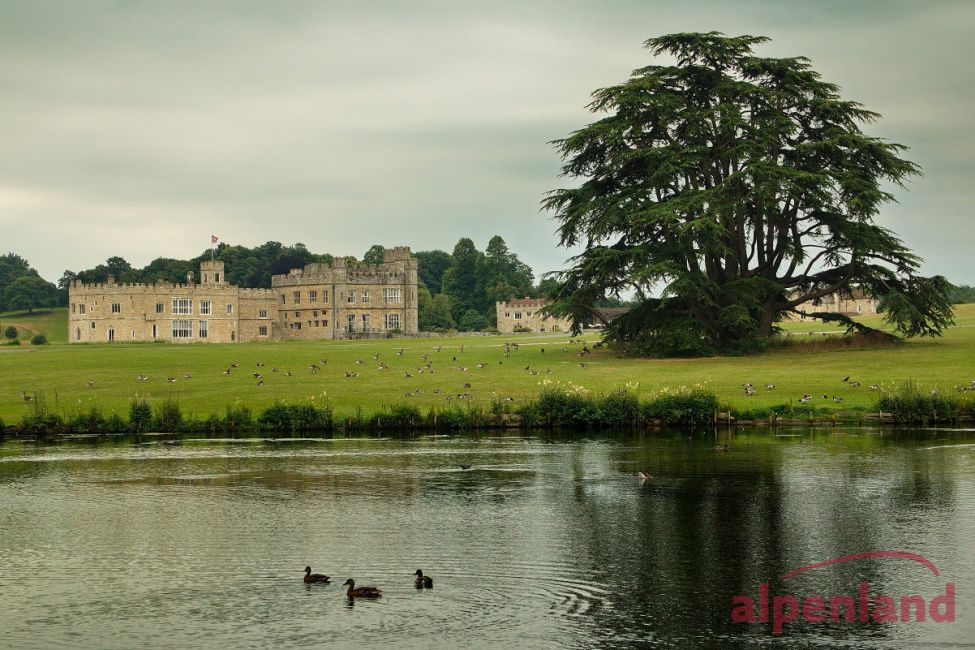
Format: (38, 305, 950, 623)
(780, 551, 940, 581)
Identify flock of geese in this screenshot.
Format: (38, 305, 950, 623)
(303, 566, 433, 598)
(40, 339, 597, 403)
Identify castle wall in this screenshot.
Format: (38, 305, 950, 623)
(496, 299, 572, 334)
(68, 248, 417, 344)
(271, 247, 418, 340)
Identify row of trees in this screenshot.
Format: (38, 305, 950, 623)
(0, 254, 61, 313)
(415, 236, 543, 331)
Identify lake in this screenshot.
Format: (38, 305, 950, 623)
(1, 429, 973, 648)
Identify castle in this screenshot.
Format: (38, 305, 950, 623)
(495, 298, 573, 334)
(68, 247, 418, 343)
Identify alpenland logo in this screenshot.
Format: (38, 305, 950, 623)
(731, 551, 956, 635)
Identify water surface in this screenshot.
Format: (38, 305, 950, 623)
(1, 429, 973, 648)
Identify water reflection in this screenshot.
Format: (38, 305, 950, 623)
(0, 429, 972, 647)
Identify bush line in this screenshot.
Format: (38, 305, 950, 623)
(4, 381, 971, 438)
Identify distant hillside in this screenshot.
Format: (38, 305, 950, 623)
(0, 308, 68, 344)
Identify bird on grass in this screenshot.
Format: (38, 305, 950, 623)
(167, 377, 177, 383)
(460, 464, 471, 470)
(22, 392, 33, 402)
(637, 471, 652, 483)
(139, 374, 149, 381)
(304, 566, 330, 583)
(343, 579, 382, 598)
(87, 379, 94, 389)
(257, 380, 264, 387)
(414, 569, 433, 588)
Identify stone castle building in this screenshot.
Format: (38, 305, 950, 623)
(792, 289, 879, 320)
(496, 298, 572, 334)
(68, 248, 418, 343)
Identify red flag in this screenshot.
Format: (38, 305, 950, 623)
(211, 235, 219, 244)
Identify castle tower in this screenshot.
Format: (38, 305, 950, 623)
(200, 260, 226, 285)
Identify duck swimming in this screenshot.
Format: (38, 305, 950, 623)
(414, 569, 433, 588)
(303, 566, 330, 583)
(343, 579, 382, 598)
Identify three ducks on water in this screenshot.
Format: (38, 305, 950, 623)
(303, 566, 433, 598)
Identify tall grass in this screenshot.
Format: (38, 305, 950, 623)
(877, 380, 971, 424)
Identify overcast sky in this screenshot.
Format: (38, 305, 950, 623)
(1, 1, 972, 284)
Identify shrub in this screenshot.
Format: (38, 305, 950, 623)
(371, 403, 421, 430)
(641, 386, 719, 426)
(19, 391, 64, 436)
(3, 325, 17, 339)
(258, 403, 331, 433)
(877, 381, 966, 424)
(30, 333, 48, 345)
(154, 397, 184, 431)
(129, 397, 153, 433)
(70, 405, 107, 433)
(5, 339, 20, 346)
(223, 402, 253, 432)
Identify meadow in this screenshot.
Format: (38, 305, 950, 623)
(2, 305, 975, 424)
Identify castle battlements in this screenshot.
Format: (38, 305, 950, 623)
(68, 248, 418, 343)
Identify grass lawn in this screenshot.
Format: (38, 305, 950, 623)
(1, 305, 974, 423)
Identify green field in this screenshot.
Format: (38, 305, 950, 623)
(1, 305, 974, 423)
(0, 308, 68, 344)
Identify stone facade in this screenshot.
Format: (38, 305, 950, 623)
(792, 290, 879, 320)
(69, 248, 418, 343)
(271, 247, 418, 340)
(496, 298, 572, 334)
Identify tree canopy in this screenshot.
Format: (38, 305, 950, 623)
(543, 32, 953, 355)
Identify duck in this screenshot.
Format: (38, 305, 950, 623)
(343, 579, 382, 598)
(304, 566, 330, 583)
(460, 464, 471, 470)
(637, 471, 652, 482)
(414, 569, 433, 588)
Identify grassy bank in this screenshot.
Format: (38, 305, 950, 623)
(2, 305, 975, 427)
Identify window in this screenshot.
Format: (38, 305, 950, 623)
(111, 303, 120, 314)
(526, 311, 532, 317)
(79, 304, 87, 314)
(156, 303, 164, 314)
(258, 309, 268, 319)
(76, 327, 81, 341)
(258, 325, 268, 336)
(200, 300, 212, 315)
(172, 298, 191, 314)
(214, 273, 220, 283)
(309, 291, 317, 303)
(293, 291, 301, 304)
(295, 322, 302, 330)
(199, 320, 208, 338)
(323, 290, 329, 303)
(295, 311, 300, 318)
(504, 312, 510, 318)
(172, 320, 192, 338)
(281, 294, 287, 304)
(312, 310, 318, 317)
(361, 290, 370, 304)
(91, 322, 95, 329)
(385, 313, 401, 330)
(152, 324, 157, 339)
(322, 320, 328, 328)
(71, 303, 75, 313)
(347, 291, 355, 304)
(314, 320, 319, 327)
(514, 312, 522, 319)
(361, 314, 370, 332)
(347, 313, 356, 332)
(226, 304, 233, 314)
(383, 288, 401, 304)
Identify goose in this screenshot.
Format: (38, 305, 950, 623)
(343, 579, 382, 598)
(230, 363, 239, 368)
(167, 377, 177, 383)
(139, 374, 149, 381)
(222, 369, 230, 376)
(460, 464, 471, 470)
(637, 471, 651, 482)
(414, 569, 433, 588)
(184, 373, 192, 379)
(257, 380, 264, 387)
(256, 362, 264, 367)
(22, 392, 33, 402)
(87, 379, 95, 389)
(304, 566, 330, 583)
